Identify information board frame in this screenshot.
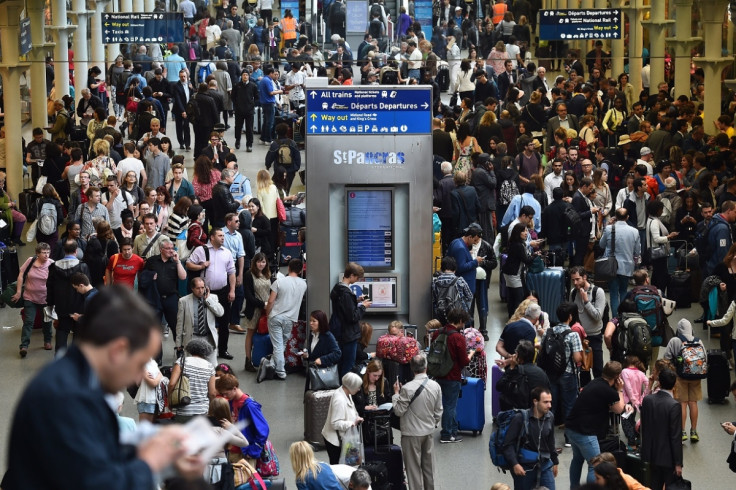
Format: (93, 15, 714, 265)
(539, 8, 622, 41)
(345, 186, 394, 271)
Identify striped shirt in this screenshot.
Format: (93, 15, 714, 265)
(174, 356, 214, 416)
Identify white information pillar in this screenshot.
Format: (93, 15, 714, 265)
(71, 0, 91, 110)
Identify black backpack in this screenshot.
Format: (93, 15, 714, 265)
(536, 326, 572, 380)
(498, 365, 531, 411)
(185, 96, 200, 124)
(563, 203, 581, 230)
(370, 3, 382, 19)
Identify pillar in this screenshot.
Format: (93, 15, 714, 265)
(0, 2, 30, 196)
(89, 1, 111, 70)
(144, 0, 156, 12)
(107, 0, 120, 63)
(626, 0, 648, 97)
(133, 0, 144, 13)
(609, 0, 626, 78)
(28, 0, 49, 130)
(642, 0, 674, 94)
(666, 0, 701, 98)
(70, 0, 91, 110)
(50, 0, 74, 98)
(693, 0, 732, 125)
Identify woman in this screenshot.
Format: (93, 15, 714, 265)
(697, 171, 718, 210)
(122, 170, 146, 205)
(618, 73, 635, 113)
(471, 152, 497, 238)
(32, 183, 64, 250)
(166, 197, 191, 241)
(512, 15, 531, 49)
(444, 118, 458, 147)
(0, 171, 27, 246)
(456, 60, 475, 102)
(339, 68, 353, 86)
(160, 136, 176, 160)
(109, 55, 125, 118)
(615, 173, 635, 210)
(498, 12, 516, 43)
(85, 220, 119, 288)
(192, 155, 221, 229)
(592, 168, 613, 220)
(457, 97, 473, 125)
(167, 161, 195, 204)
(143, 187, 158, 218)
(256, 170, 280, 262)
(302, 310, 342, 390)
(206, 398, 249, 485)
(601, 96, 627, 148)
(86, 107, 107, 147)
(520, 91, 546, 133)
(503, 88, 522, 122)
(290, 441, 343, 490)
(530, 173, 547, 210)
(134, 357, 163, 423)
(84, 139, 117, 186)
(352, 359, 391, 415)
(321, 372, 364, 464)
(475, 111, 504, 154)
(593, 462, 629, 490)
(243, 252, 274, 372)
(487, 41, 509, 76)
(680, 153, 696, 188)
(168, 338, 217, 422)
(501, 223, 537, 318)
(154, 185, 172, 231)
(453, 122, 481, 177)
(561, 171, 579, 203)
(708, 243, 736, 362)
(579, 115, 598, 151)
(356, 322, 375, 367)
(13, 242, 54, 357)
(653, 160, 677, 194)
(244, 44, 261, 62)
(674, 191, 701, 245)
(646, 200, 678, 292)
(87, 65, 106, 107)
(186, 204, 209, 250)
(248, 198, 272, 260)
(41, 142, 66, 191)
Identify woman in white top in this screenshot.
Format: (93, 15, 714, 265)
(322, 372, 364, 465)
(169, 338, 217, 423)
(256, 169, 280, 262)
(615, 173, 636, 210)
(135, 358, 163, 422)
(646, 199, 678, 294)
(456, 60, 476, 102)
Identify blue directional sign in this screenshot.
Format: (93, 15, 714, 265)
(540, 9, 622, 41)
(19, 18, 32, 56)
(305, 88, 432, 136)
(102, 12, 184, 44)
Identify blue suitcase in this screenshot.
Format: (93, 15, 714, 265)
(525, 267, 566, 323)
(456, 377, 485, 435)
(491, 364, 503, 418)
(252, 333, 273, 367)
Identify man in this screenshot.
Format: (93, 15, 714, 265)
(1, 286, 200, 488)
(25, 128, 50, 171)
(76, 88, 103, 127)
(187, 228, 237, 359)
(232, 71, 258, 151)
(265, 258, 307, 379)
(543, 158, 564, 203)
(433, 161, 455, 254)
(52, 221, 87, 261)
(68, 169, 91, 220)
(392, 354, 443, 490)
(431, 256, 473, 325)
(502, 387, 559, 490)
(47, 99, 70, 141)
(176, 277, 224, 366)
(705, 200, 736, 277)
(432, 119, 454, 163)
(497, 339, 551, 411)
(637, 146, 654, 176)
(148, 70, 171, 129)
(134, 213, 165, 260)
(501, 182, 543, 234)
(473, 70, 497, 105)
(225, 156, 252, 207)
(284, 62, 307, 111)
(647, 117, 673, 163)
(145, 137, 169, 189)
(540, 187, 572, 265)
(190, 83, 219, 157)
(201, 131, 230, 171)
(117, 142, 147, 186)
(330, 262, 372, 377)
(624, 177, 650, 248)
(258, 67, 283, 145)
(102, 176, 134, 237)
(46, 239, 90, 353)
(546, 103, 579, 148)
(105, 237, 145, 288)
(406, 41, 423, 80)
(569, 266, 607, 378)
(447, 223, 484, 296)
(329, 0, 346, 38)
(496, 303, 542, 359)
(266, 124, 302, 193)
(565, 361, 627, 487)
(514, 136, 543, 186)
(165, 46, 187, 83)
(571, 177, 600, 267)
(640, 368, 683, 489)
(599, 208, 641, 315)
(497, 59, 518, 101)
(531, 66, 550, 101)
(432, 308, 473, 443)
(220, 20, 242, 60)
(627, 101, 646, 134)
(172, 69, 193, 151)
(223, 213, 246, 334)
(210, 169, 240, 228)
(74, 187, 110, 239)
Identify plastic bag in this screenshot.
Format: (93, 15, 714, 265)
(339, 425, 364, 467)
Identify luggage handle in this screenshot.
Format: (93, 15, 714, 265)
(670, 239, 693, 271)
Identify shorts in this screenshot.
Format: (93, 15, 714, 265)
(137, 402, 156, 414)
(675, 378, 703, 402)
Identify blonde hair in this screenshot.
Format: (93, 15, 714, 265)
(93, 138, 110, 156)
(290, 441, 322, 482)
(480, 110, 497, 126)
(256, 169, 273, 193)
(508, 298, 536, 324)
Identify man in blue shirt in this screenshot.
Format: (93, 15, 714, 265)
(501, 182, 542, 233)
(165, 46, 188, 83)
(258, 66, 283, 145)
(224, 213, 247, 335)
(447, 223, 483, 295)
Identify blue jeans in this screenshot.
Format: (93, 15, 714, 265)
(511, 458, 555, 490)
(19, 300, 52, 349)
(408, 69, 421, 80)
(549, 372, 578, 421)
(261, 103, 275, 142)
(436, 379, 461, 438)
(339, 340, 358, 379)
(565, 428, 600, 487)
(609, 274, 631, 319)
(268, 314, 292, 378)
(230, 284, 244, 325)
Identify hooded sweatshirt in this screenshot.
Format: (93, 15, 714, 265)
(663, 319, 705, 364)
(46, 257, 90, 315)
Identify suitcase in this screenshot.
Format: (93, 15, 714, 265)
(525, 267, 566, 323)
(598, 437, 627, 468)
(668, 270, 692, 309)
(279, 225, 303, 266)
(0, 247, 20, 290)
(379, 358, 414, 385)
(303, 389, 334, 449)
(491, 364, 503, 417)
(252, 332, 273, 367)
(436, 65, 450, 92)
(499, 253, 508, 302)
(456, 377, 485, 435)
(706, 349, 731, 404)
(364, 445, 405, 490)
(361, 461, 390, 490)
(284, 320, 307, 373)
(625, 452, 652, 487)
(362, 410, 394, 449)
(18, 190, 40, 219)
(254, 106, 263, 134)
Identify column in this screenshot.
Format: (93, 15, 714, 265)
(28, 0, 49, 130)
(666, 0, 702, 98)
(642, 0, 674, 94)
(107, 0, 120, 62)
(693, 0, 732, 125)
(49, 0, 74, 98)
(133, 0, 144, 13)
(90, 1, 108, 69)
(70, 0, 91, 111)
(609, 0, 625, 78)
(144, 0, 156, 12)
(0, 2, 30, 195)
(626, 0, 648, 98)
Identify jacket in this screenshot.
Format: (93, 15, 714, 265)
(501, 410, 558, 468)
(322, 387, 359, 447)
(447, 237, 478, 294)
(210, 181, 240, 228)
(329, 282, 366, 344)
(540, 199, 571, 245)
(353, 375, 392, 416)
(546, 114, 580, 148)
(232, 79, 259, 115)
(640, 390, 683, 468)
(191, 92, 219, 129)
(706, 213, 734, 275)
(172, 80, 193, 115)
(234, 396, 270, 459)
(175, 293, 225, 349)
(599, 221, 641, 277)
(471, 167, 497, 212)
(46, 257, 89, 315)
(450, 185, 480, 237)
(501, 192, 542, 233)
(572, 189, 594, 239)
(391, 373, 443, 437)
(502, 240, 534, 278)
(433, 174, 455, 219)
(432, 272, 473, 320)
(305, 331, 342, 369)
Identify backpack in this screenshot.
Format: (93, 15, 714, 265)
(198, 63, 213, 84)
(629, 285, 664, 345)
(498, 365, 531, 411)
(62, 111, 74, 136)
(427, 328, 458, 378)
(369, 3, 382, 19)
(434, 277, 462, 325)
(369, 18, 383, 39)
(499, 179, 519, 206)
(116, 71, 132, 93)
(489, 409, 530, 471)
(676, 337, 708, 380)
(563, 203, 581, 230)
(536, 326, 572, 380)
(571, 286, 610, 326)
(277, 140, 293, 167)
(331, 2, 346, 23)
(37, 201, 58, 236)
(186, 96, 200, 124)
(618, 312, 652, 363)
(381, 69, 399, 85)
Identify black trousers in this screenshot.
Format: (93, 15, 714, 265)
(55, 315, 77, 354)
(213, 286, 233, 355)
(650, 464, 677, 490)
(234, 112, 254, 147)
(174, 113, 191, 148)
(325, 439, 341, 465)
(193, 125, 212, 158)
(154, 294, 179, 364)
(573, 234, 589, 266)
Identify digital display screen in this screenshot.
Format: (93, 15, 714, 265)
(346, 188, 393, 269)
(349, 277, 398, 309)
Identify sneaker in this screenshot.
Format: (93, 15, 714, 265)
(682, 431, 688, 441)
(690, 430, 699, 442)
(450, 435, 463, 443)
(43, 342, 52, 350)
(163, 325, 170, 338)
(19, 347, 27, 358)
(246, 146, 252, 152)
(564, 442, 571, 448)
(440, 436, 453, 443)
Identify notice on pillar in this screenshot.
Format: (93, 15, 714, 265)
(539, 9, 622, 41)
(19, 18, 32, 56)
(102, 12, 184, 44)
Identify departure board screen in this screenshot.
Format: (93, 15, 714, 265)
(346, 188, 393, 269)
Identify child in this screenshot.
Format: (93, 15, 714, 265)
(620, 355, 648, 450)
(134, 357, 162, 423)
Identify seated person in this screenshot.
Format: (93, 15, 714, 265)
(386, 320, 405, 337)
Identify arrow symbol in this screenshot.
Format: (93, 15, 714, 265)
(309, 91, 316, 98)
(105, 37, 110, 42)
(310, 125, 317, 132)
(421, 102, 429, 109)
(105, 22, 110, 26)
(310, 114, 317, 121)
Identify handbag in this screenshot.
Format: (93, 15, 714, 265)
(0, 258, 35, 308)
(665, 477, 692, 490)
(308, 363, 340, 390)
(169, 355, 192, 408)
(450, 91, 458, 107)
(35, 175, 48, 194)
(232, 458, 266, 489)
(256, 440, 280, 477)
(594, 223, 619, 281)
(276, 198, 286, 222)
(25, 220, 38, 243)
(648, 218, 669, 260)
(528, 255, 545, 273)
(257, 312, 269, 335)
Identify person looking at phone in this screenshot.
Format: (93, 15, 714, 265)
(329, 262, 372, 378)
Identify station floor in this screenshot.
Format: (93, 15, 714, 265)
(1, 105, 735, 489)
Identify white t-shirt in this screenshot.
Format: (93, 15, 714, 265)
(285, 70, 307, 102)
(506, 43, 521, 69)
(269, 275, 307, 320)
(135, 359, 161, 404)
(118, 157, 145, 183)
(101, 188, 134, 229)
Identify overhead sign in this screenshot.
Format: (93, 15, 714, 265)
(305, 87, 432, 136)
(102, 12, 184, 44)
(539, 9, 621, 41)
(19, 18, 32, 56)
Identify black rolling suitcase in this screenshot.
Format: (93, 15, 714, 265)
(0, 247, 20, 291)
(625, 452, 652, 486)
(668, 270, 692, 309)
(364, 445, 405, 490)
(436, 64, 450, 92)
(706, 349, 731, 404)
(18, 190, 40, 220)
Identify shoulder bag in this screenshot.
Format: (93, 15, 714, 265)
(308, 362, 340, 390)
(594, 223, 618, 281)
(648, 218, 669, 260)
(169, 355, 191, 408)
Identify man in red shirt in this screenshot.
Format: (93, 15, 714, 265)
(105, 238, 145, 288)
(431, 307, 474, 443)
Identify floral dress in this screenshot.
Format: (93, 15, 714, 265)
(454, 137, 476, 176)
